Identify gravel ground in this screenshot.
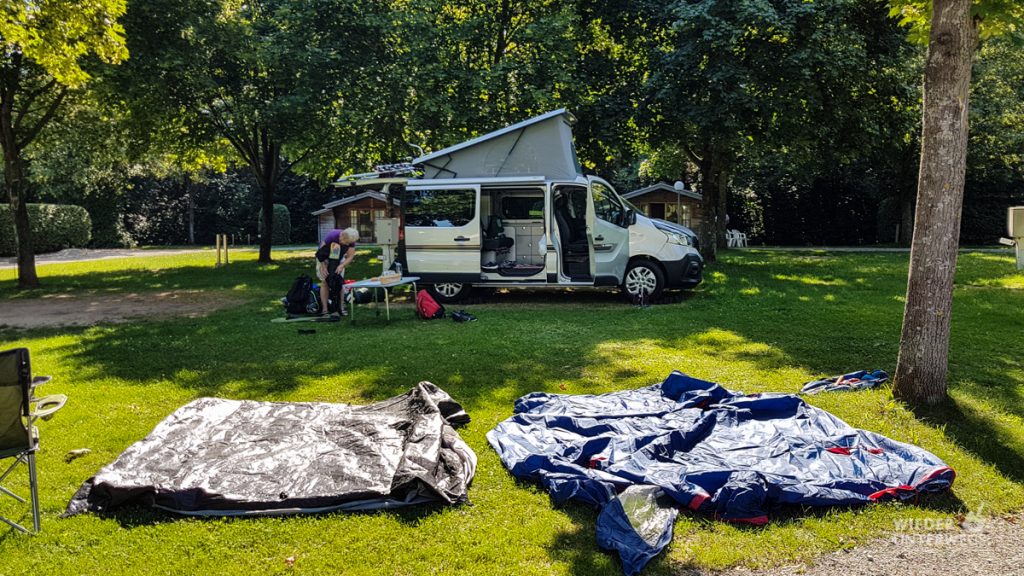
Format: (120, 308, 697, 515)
(717, 513, 1024, 576)
(0, 248, 208, 269)
(0, 290, 245, 329)
(0, 246, 322, 269)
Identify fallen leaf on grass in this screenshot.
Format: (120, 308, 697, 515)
(64, 448, 91, 463)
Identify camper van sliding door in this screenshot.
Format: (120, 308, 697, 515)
(402, 185, 481, 281)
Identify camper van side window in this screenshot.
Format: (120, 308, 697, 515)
(405, 188, 476, 227)
(592, 182, 625, 227)
(502, 197, 545, 219)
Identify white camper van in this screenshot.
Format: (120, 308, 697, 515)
(325, 109, 703, 302)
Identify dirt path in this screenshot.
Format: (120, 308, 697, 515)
(0, 248, 211, 269)
(716, 513, 1024, 576)
(0, 246, 321, 270)
(0, 290, 246, 329)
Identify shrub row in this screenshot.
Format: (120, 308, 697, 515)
(0, 203, 92, 256)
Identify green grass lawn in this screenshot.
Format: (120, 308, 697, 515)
(1, 248, 1023, 575)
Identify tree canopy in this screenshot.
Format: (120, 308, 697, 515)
(1, 0, 128, 288)
(2, 0, 1022, 266)
(110, 0, 396, 261)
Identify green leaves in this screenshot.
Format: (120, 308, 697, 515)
(890, 0, 1024, 43)
(0, 0, 128, 87)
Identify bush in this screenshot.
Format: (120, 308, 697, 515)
(0, 203, 92, 256)
(258, 204, 291, 245)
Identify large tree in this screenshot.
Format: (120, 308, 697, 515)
(115, 0, 393, 262)
(648, 0, 920, 261)
(1, 0, 127, 288)
(892, 0, 1023, 404)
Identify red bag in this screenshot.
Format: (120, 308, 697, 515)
(416, 289, 445, 320)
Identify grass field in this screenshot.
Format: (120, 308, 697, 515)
(1, 248, 1023, 575)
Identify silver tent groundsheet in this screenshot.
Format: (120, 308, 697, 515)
(65, 383, 476, 517)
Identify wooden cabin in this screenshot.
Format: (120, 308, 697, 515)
(622, 182, 703, 229)
(312, 191, 401, 244)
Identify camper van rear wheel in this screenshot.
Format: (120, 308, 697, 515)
(428, 282, 471, 303)
(623, 261, 665, 301)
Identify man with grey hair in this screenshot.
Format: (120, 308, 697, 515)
(316, 227, 359, 316)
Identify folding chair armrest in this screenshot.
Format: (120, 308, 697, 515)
(30, 394, 67, 422)
(29, 375, 52, 399)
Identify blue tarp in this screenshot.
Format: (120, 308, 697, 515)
(800, 369, 890, 395)
(486, 372, 955, 575)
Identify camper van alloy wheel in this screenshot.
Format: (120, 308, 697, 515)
(429, 282, 470, 303)
(623, 261, 665, 301)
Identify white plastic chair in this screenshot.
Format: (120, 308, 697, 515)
(725, 230, 738, 248)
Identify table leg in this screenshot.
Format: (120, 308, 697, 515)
(349, 291, 355, 325)
(385, 288, 391, 324)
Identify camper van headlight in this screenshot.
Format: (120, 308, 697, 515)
(665, 231, 691, 246)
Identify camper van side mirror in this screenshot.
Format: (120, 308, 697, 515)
(625, 208, 636, 227)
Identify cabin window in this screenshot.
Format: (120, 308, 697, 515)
(663, 203, 692, 227)
(351, 210, 374, 240)
(647, 203, 666, 220)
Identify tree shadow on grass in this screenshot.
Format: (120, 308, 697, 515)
(541, 501, 620, 575)
(912, 398, 1024, 485)
(53, 289, 783, 413)
(88, 498, 460, 530)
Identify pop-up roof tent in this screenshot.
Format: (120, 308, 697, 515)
(412, 109, 584, 180)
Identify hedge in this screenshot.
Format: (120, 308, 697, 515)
(258, 203, 291, 245)
(0, 203, 92, 257)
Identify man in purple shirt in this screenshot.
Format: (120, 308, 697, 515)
(316, 227, 359, 315)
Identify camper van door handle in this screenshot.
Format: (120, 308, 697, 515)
(594, 235, 605, 241)
(454, 236, 470, 241)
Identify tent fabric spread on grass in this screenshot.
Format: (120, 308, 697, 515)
(487, 371, 955, 575)
(66, 382, 476, 517)
(800, 369, 890, 395)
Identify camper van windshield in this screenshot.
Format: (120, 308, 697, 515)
(405, 188, 476, 227)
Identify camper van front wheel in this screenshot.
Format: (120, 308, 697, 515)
(428, 283, 471, 303)
(623, 261, 665, 301)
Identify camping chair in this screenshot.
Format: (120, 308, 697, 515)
(0, 348, 66, 533)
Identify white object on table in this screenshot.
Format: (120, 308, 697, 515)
(345, 276, 420, 324)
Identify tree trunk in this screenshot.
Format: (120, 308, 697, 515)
(186, 179, 195, 245)
(258, 178, 275, 262)
(893, 0, 977, 405)
(0, 55, 39, 289)
(6, 169, 39, 289)
(898, 184, 915, 246)
(697, 149, 730, 262)
(714, 166, 729, 251)
(255, 131, 280, 264)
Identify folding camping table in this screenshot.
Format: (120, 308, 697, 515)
(346, 276, 419, 325)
